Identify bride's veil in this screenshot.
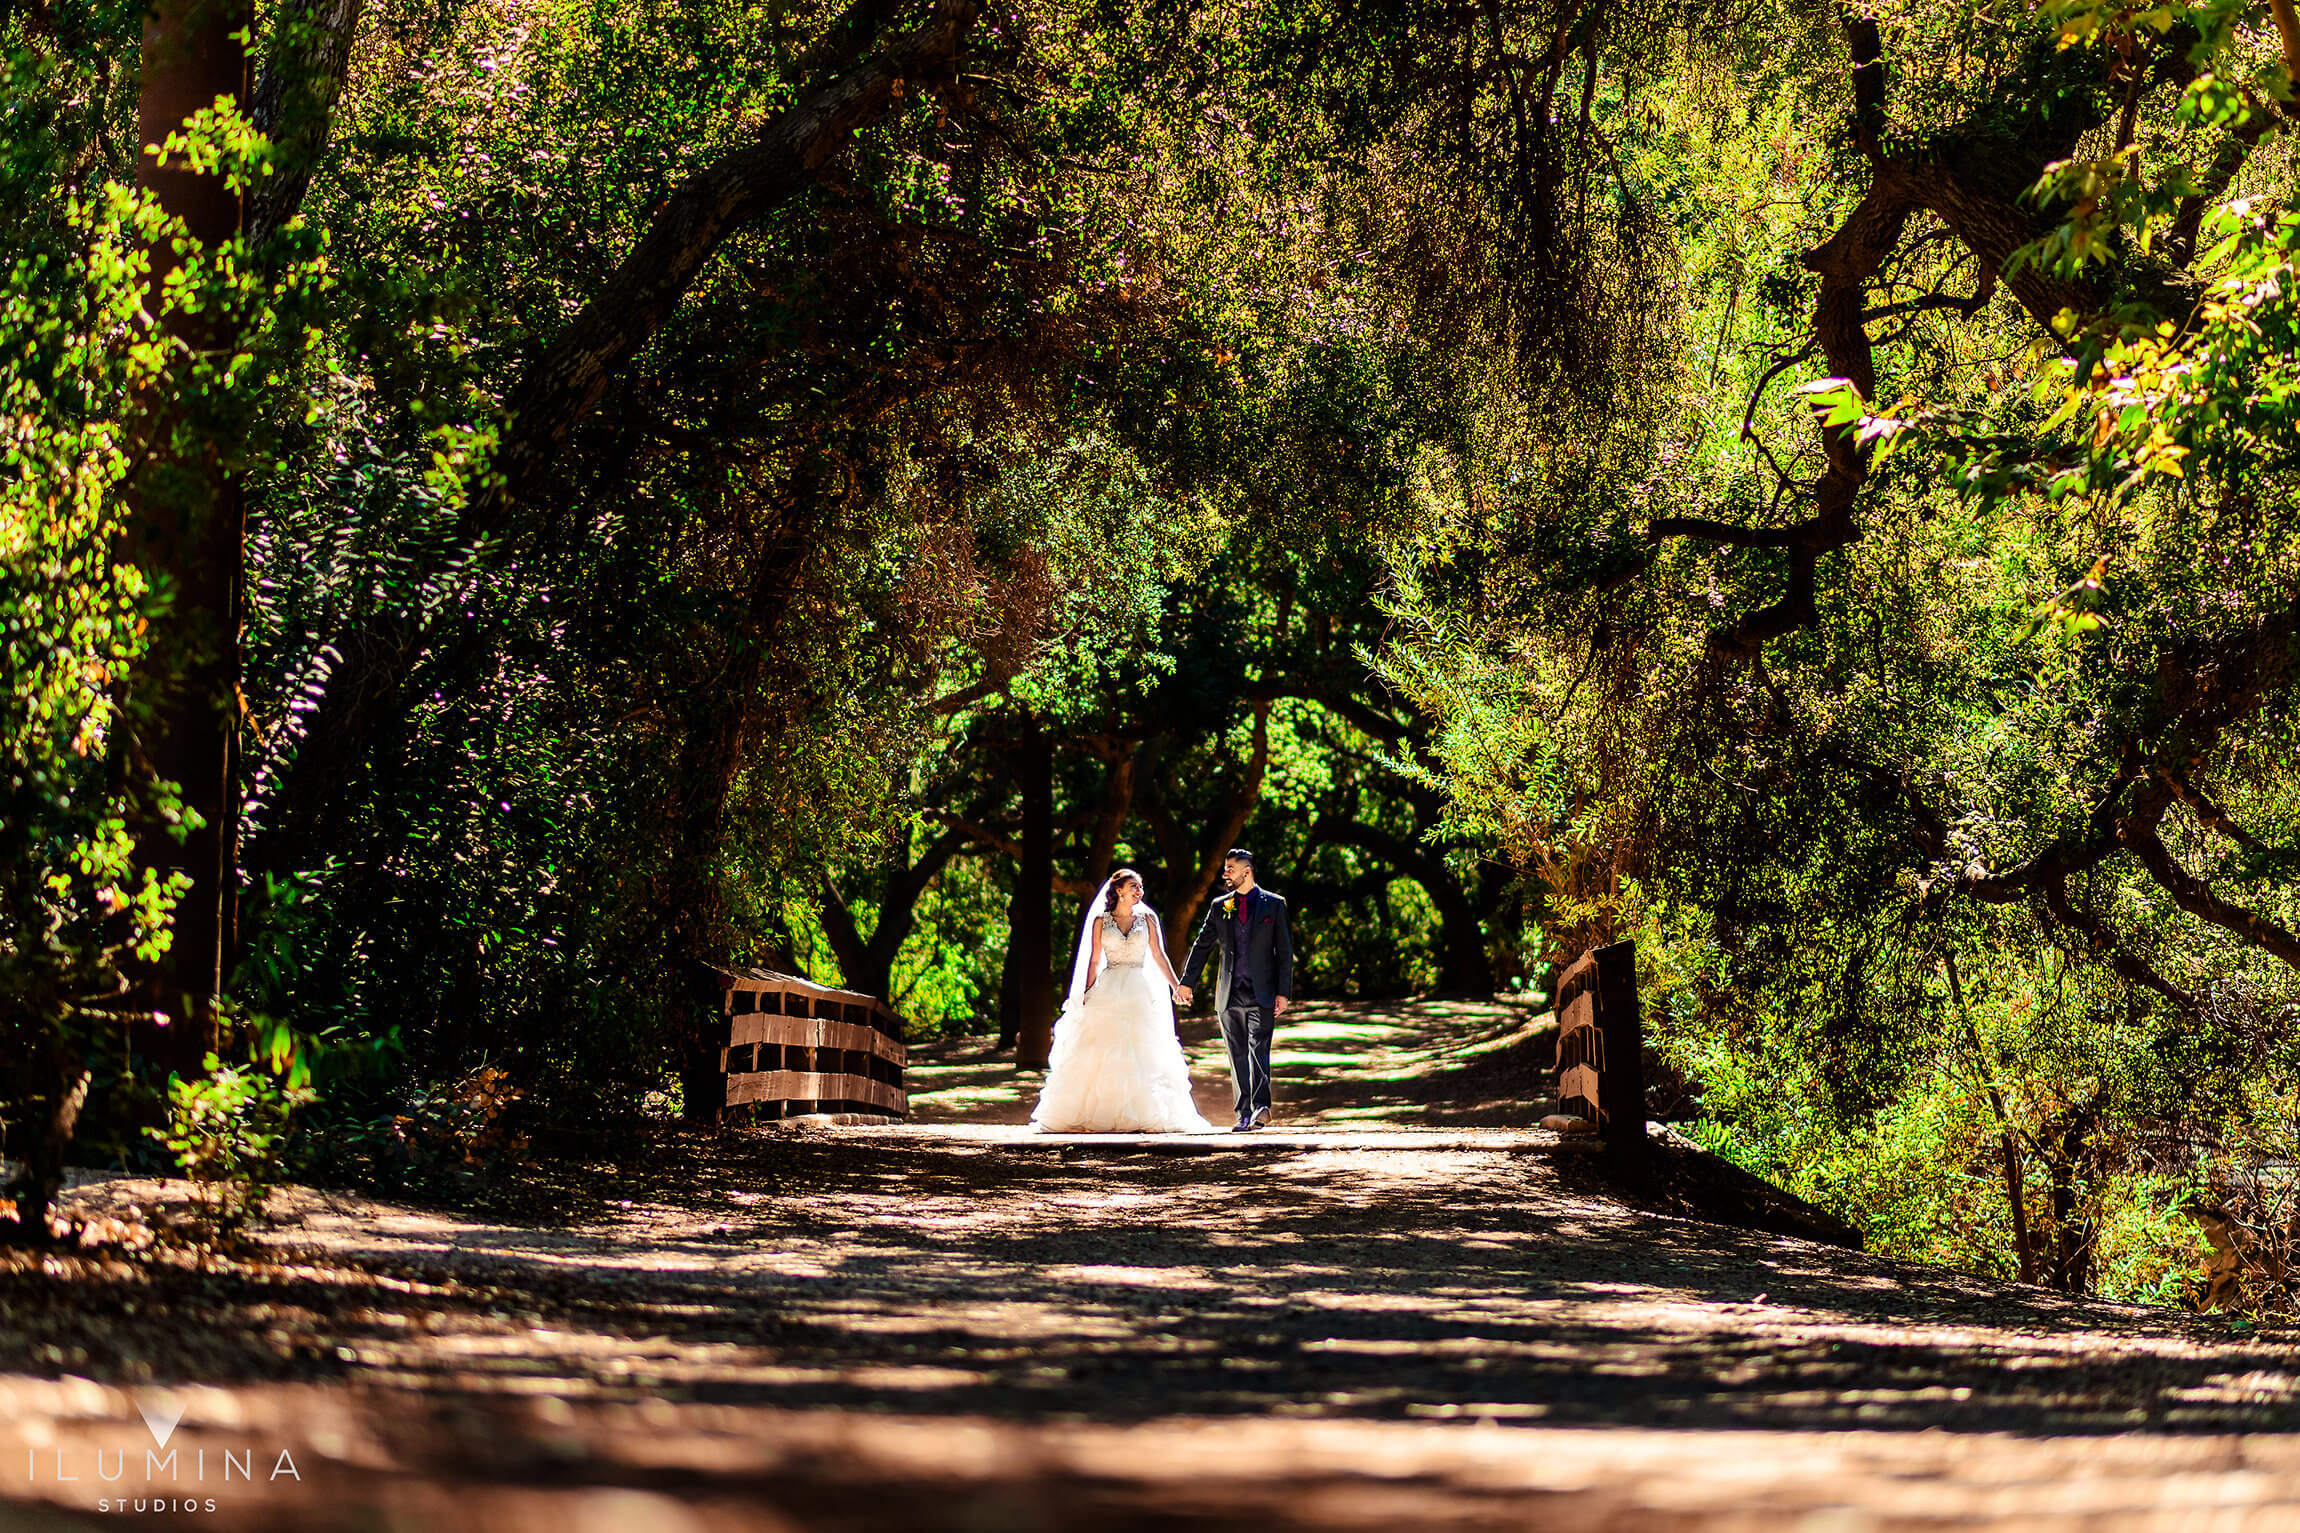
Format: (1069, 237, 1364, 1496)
(1062, 868, 1159, 1011)
(1062, 879, 1113, 1013)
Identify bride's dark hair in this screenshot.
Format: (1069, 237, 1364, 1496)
(1104, 868, 1144, 902)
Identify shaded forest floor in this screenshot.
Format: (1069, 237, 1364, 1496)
(6, 999, 2300, 1529)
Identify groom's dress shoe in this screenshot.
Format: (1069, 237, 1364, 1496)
(1231, 1118, 1254, 1133)
(1250, 1108, 1272, 1129)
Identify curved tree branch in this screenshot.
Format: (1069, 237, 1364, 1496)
(1948, 755, 2148, 904)
(2121, 823, 2300, 974)
(2273, 0, 2300, 94)
(247, 0, 364, 244)
(2167, 106, 2275, 268)
(1249, 674, 1417, 745)
(484, 0, 984, 519)
(1162, 703, 1273, 959)
(1313, 814, 1494, 991)
(246, 0, 986, 875)
(1841, 1, 1887, 162)
(2039, 875, 2196, 1013)
(923, 807, 1094, 894)
(1645, 516, 1806, 548)
(2158, 768, 2273, 856)
(1677, 17, 2139, 662)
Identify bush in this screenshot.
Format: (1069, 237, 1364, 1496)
(147, 1032, 316, 1243)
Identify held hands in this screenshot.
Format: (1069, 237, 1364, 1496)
(1159, 962, 1279, 1012)
(1166, 986, 1283, 1012)
(1166, 984, 1283, 1012)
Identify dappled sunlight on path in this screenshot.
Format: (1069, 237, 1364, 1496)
(905, 997, 1555, 1131)
(10, 996, 2300, 1528)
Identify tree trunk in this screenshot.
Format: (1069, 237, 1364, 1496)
(1012, 730, 1055, 1068)
(1946, 953, 2036, 1285)
(244, 0, 986, 881)
(2, 969, 93, 1244)
(995, 906, 1020, 1050)
(1078, 742, 1140, 894)
(660, 484, 822, 1123)
(2042, 1099, 2103, 1293)
(13, 1067, 91, 1246)
(128, 0, 252, 1076)
(247, 0, 366, 245)
(818, 829, 967, 1007)
(2000, 1130, 2036, 1285)
(1137, 741, 1194, 908)
(1314, 815, 1495, 994)
(1160, 705, 1271, 962)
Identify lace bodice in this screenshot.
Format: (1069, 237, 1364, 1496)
(1101, 911, 1154, 968)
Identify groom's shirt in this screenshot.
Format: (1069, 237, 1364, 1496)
(1229, 887, 1259, 1006)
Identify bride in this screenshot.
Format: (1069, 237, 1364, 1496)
(1030, 868, 1212, 1133)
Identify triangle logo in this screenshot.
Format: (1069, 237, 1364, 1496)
(135, 1394, 184, 1448)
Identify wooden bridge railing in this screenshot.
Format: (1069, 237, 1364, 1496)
(1553, 939, 1647, 1175)
(709, 967, 907, 1121)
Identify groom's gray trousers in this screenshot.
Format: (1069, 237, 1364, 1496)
(1220, 998, 1273, 1122)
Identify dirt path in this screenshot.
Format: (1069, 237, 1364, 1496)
(6, 1000, 2300, 1529)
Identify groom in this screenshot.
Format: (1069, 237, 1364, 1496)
(1178, 848, 1293, 1132)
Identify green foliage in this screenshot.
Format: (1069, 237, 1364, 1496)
(890, 864, 1010, 1034)
(2093, 1172, 2210, 1308)
(1353, 0, 2300, 1313)
(147, 1042, 317, 1241)
(0, 193, 179, 939)
(12, 0, 2296, 1328)
(1, 158, 181, 1224)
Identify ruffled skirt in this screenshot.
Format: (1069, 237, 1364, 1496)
(1029, 961, 1212, 1133)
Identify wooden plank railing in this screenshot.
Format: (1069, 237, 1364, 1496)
(1552, 939, 1646, 1174)
(713, 967, 907, 1119)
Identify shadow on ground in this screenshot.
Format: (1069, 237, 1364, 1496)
(905, 998, 1558, 1131)
(8, 997, 2298, 1529)
(23, 1126, 2295, 1437)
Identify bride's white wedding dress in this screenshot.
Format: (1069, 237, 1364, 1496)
(1031, 910, 1212, 1133)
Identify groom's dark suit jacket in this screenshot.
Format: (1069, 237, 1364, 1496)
(1183, 885, 1294, 1013)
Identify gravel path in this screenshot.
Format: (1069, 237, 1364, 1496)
(5, 999, 2299, 1529)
